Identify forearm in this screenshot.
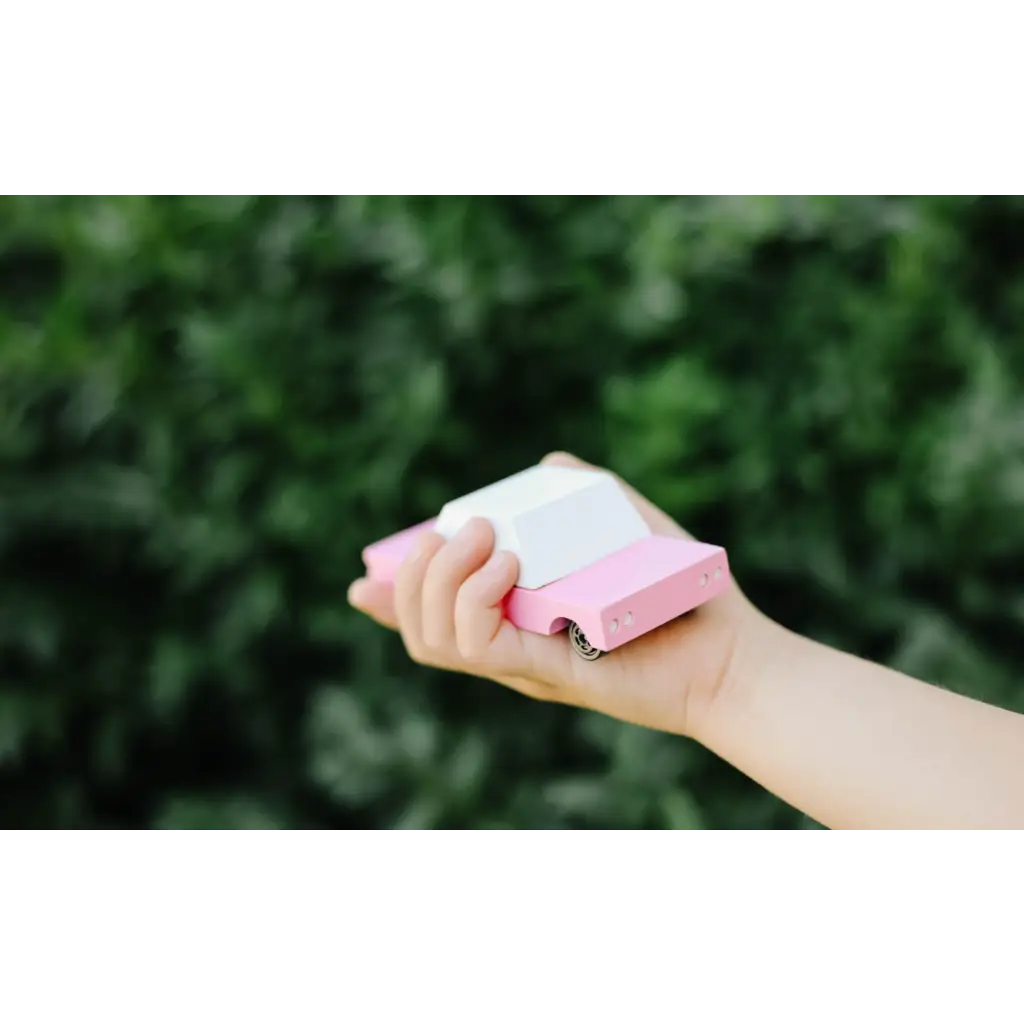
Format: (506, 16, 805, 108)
(695, 618, 1024, 829)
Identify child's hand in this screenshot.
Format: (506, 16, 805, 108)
(347, 452, 766, 739)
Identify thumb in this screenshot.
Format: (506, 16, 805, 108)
(541, 451, 590, 469)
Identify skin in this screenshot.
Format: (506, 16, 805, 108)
(348, 452, 1024, 829)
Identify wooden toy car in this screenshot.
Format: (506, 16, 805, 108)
(361, 464, 730, 660)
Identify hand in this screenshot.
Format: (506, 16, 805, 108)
(347, 452, 767, 739)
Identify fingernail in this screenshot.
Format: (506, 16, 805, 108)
(454, 518, 487, 544)
(479, 550, 512, 579)
(542, 451, 584, 468)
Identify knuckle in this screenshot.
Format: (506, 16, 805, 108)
(421, 629, 445, 654)
(413, 647, 443, 670)
(457, 636, 488, 664)
(402, 636, 427, 664)
(399, 628, 433, 666)
(404, 643, 429, 666)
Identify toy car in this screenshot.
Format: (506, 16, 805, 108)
(361, 464, 730, 660)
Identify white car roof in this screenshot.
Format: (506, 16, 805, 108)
(436, 465, 651, 589)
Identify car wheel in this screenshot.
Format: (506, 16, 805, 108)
(568, 621, 603, 661)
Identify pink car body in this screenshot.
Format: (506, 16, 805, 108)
(361, 466, 731, 659)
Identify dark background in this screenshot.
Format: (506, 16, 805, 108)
(2, 195, 1023, 828)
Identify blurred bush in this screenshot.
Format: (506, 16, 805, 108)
(2, 195, 1024, 828)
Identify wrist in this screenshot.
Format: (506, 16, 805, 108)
(686, 606, 792, 746)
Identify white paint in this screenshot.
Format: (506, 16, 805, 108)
(436, 465, 651, 589)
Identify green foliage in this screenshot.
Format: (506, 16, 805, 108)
(2, 195, 1023, 828)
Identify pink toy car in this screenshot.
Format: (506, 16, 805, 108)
(361, 464, 730, 661)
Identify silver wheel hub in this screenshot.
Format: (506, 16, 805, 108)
(569, 621, 603, 661)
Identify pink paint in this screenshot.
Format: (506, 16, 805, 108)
(361, 519, 730, 654)
(361, 518, 439, 581)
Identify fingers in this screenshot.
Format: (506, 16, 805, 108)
(347, 578, 398, 629)
(454, 549, 519, 660)
(385, 517, 526, 675)
(420, 518, 495, 650)
(541, 451, 691, 539)
(394, 529, 446, 662)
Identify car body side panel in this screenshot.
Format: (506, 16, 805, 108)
(505, 535, 730, 651)
(362, 519, 438, 581)
(362, 523, 731, 654)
